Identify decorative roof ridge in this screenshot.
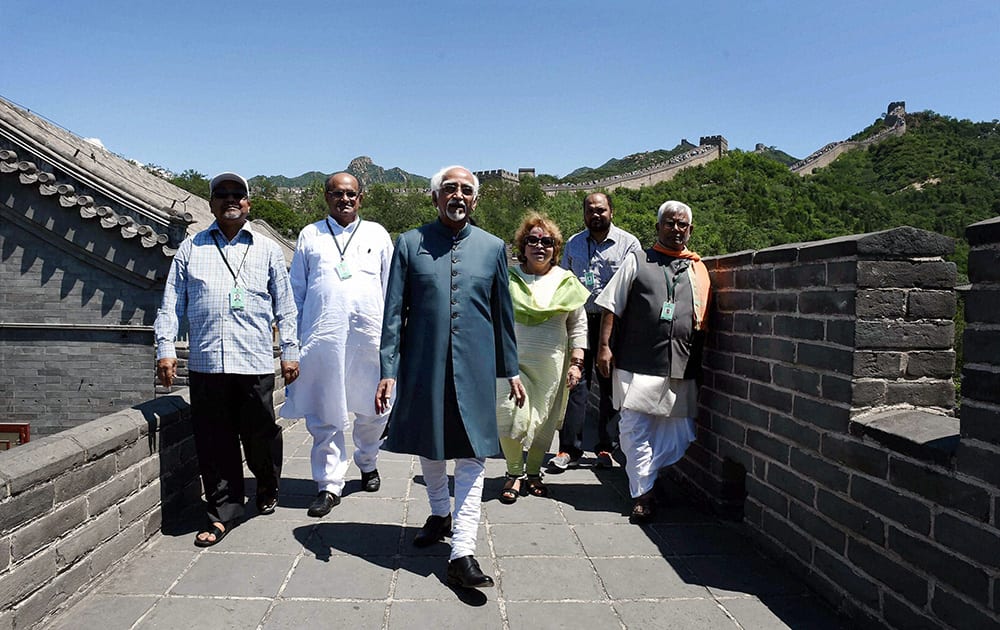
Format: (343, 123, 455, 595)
(0, 96, 214, 233)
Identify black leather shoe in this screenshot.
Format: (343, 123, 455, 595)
(307, 491, 340, 517)
(255, 492, 278, 515)
(446, 555, 494, 588)
(412, 514, 452, 547)
(361, 469, 381, 492)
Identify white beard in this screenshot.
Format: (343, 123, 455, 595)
(446, 207, 467, 223)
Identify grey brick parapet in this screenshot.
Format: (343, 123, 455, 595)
(673, 224, 999, 629)
(0, 391, 200, 629)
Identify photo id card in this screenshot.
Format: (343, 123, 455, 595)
(230, 286, 246, 311)
(336, 260, 352, 280)
(659, 301, 675, 322)
(584, 271, 595, 288)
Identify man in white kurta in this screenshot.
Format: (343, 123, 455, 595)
(281, 173, 394, 516)
(595, 201, 710, 523)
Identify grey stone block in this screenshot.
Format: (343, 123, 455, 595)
(789, 501, 846, 554)
(847, 537, 928, 606)
(54, 457, 116, 503)
(857, 288, 906, 317)
(934, 511, 1000, 567)
(856, 320, 954, 350)
(889, 458, 990, 522)
(968, 248, 1000, 283)
(734, 312, 773, 335)
(752, 291, 797, 312)
(816, 489, 885, 546)
(89, 521, 146, 577)
(821, 434, 888, 478)
(814, 546, 881, 609)
(54, 509, 119, 569)
(964, 289, 1000, 324)
(118, 479, 161, 526)
(753, 337, 796, 362)
(749, 383, 793, 413)
(793, 396, 850, 432)
(0, 548, 56, 609)
(747, 429, 790, 463)
(713, 290, 752, 311)
(855, 226, 954, 257)
(857, 260, 957, 289)
(115, 439, 155, 472)
(775, 263, 827, 289)
(770, 414, 821, 450)
(800, 290, 855, 316)
(0, 537, 8, 571)
(86, 468, 140, 516)
(0, 484, 54, 534)
(889, 526, 989, 604)
(734, 267, 774, 291)
(905, 351, 955, 378)
(789, 448, 849, 493)
(11, 497, 87, 561)
(854, 351, 903, 378)
(965, 215, 1000, 246)
(0, 436, 84, 495)
(907, 290, 956, 319)
(766, 463, 815, 504)
(959, 400, 1000, 445)
(850, 476, 931, 535)
(9, 558, 90, 630)
(930, 587, 999, 630)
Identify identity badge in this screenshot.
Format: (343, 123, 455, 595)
(660, 301, 674, 322)
(336, 260, 352, 280)
(584, 271, 595, 288)
(230, 286, 246, 311)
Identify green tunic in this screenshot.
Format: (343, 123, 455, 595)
(380, 220, 519, 459)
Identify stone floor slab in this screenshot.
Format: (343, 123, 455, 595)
(387, 599, 502, 630)
(615, 598, 741, 629)
(169, 553, 294, 598)
(489, 522, 583, 557)
(283, 554, 394, 599)
(138, 597, 270, 629)
(97, 550, 196, 595)
(505, 601, 622, 630)
(262, 600, 386, 628)
(593, 556, 709, 600)
(496, 556, 606, 601)
(574, 522, 673, 557)
(44, 594, 156, 630)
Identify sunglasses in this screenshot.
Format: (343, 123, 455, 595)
(326, 190, 359, 199)
(212, 191, 247, 200)
(524, 235, 555, 248)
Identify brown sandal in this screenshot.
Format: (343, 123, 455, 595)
(525, 474, 549, 497)
(499, 474, 521, 504)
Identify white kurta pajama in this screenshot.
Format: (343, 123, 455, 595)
(281, 217, 394, 496)
(595, 253, 699, 499)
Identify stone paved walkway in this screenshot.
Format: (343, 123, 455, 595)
(42, 420, 847, 629)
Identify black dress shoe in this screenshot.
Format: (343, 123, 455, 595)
(361, 469, 381, 492)
(446, 555, 494, 588)
(412, 514, 452, 547)
(307, 491, 341, 517)
(255, 492, 278, 515)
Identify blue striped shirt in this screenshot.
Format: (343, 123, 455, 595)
(560, 223, 642, 314)
(155, 221, 299, 374)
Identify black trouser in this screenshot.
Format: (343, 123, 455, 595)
(558, 313, 617, 458)
(189, 371, 282, 524)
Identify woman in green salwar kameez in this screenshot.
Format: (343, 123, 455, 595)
(496, 213, 590, 502)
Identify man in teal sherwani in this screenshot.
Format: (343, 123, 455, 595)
(376, 165, 526, 589)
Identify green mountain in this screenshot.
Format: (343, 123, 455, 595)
(250, 156, 428, 191)
(753, 145, 799, 166)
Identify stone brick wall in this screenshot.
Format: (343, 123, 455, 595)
(0, 393, 200, 630)
(673, 225, 999, 629)
(0, 184, 167, 437)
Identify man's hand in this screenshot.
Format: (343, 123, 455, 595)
(281, 360, 300, 385)
(157, 358, 177, 388)
(596, 346, 613, 378)
(375, 378, 395, 414)
(508, 376, 526, 408)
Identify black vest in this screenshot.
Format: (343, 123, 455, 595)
(613, 249, 704, 379)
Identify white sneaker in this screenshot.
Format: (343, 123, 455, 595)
(549, 452, 578, 470)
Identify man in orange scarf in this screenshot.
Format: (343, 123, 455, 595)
(595, 201, 710, 523)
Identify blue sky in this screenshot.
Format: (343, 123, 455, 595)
(4, 0, 997, 179)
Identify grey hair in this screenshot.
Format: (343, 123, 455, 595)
(656, 200, 693, 224)
(430, 165, 480, 197)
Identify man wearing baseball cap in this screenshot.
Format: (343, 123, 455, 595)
(155, 172, 300, 547)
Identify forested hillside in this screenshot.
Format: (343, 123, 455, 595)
(165, 111, 998, 276)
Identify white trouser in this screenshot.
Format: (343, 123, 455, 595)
(618, 409, 696, 498)
(307, 412, 387, 495)
(420, 457, 485, 561)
